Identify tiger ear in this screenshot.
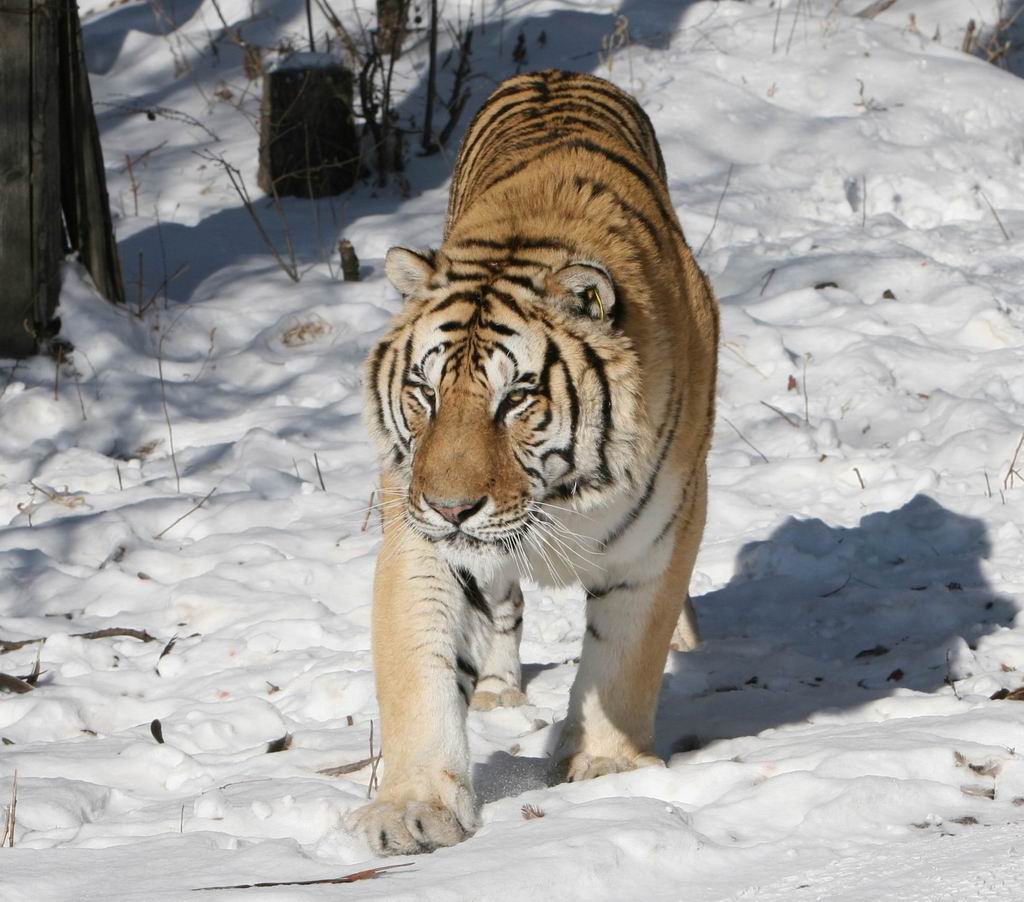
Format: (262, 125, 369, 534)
(384, 247, 439, 296)
(552, 262, 616, 321)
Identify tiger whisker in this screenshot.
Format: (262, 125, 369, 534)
(526, 516, 583, 587)
(530, 499, 595, 522)
(531, 517, 601, 577)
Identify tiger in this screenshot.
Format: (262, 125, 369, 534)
(348, 68, 718, 856)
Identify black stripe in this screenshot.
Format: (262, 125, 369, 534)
(548, 96, 649, 156)
(560, 357, 579, 473)
(367, 340, 389, 436)
(580, 342, 613, 484)
(384, 349, 406, 451)
(496, 615, 524, 635)
(480, 320, 517, 336)
(492, 342, 519, 370)
(604, 389, 684, 545)
(446, 271, 487, 283)
(455, 567, 492, 622)
(585, 581, 636, 600)
(481, 138, 679, 241)
(572, 175, 661, 247)
(585, 623, 603, 640)
(453, 91, 539, 187)
(437, 320, 468, 332)
(483, 286, 530, 320)
(497, 273, 541, 295)
(452, 236, 573, 253)
(429, 290, 481, 313)
(652, 497, 685, 545)
(565, 138, 677, 235)
(513, 453, 543, 481)
(456, 655, 479, 681)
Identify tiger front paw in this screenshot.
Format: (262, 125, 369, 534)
(346, 770, 478, 856)
(346, 798, 467, 855)
(470, 686, 528, 711)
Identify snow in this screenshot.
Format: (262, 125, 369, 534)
(3, 0, 1024, 898)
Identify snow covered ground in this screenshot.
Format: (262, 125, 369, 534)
(3, 0, 1024, 898)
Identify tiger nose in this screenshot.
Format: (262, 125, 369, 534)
(424, 495, 487, 525)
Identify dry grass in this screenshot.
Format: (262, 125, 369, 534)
(281, 318, 332, 347)
(521, 803, 545, 820)
(153, 487, 217, 540)
(1004, 432, 1023, 490)
(318, 755, 376, 777)
(0, 771, 17, 847)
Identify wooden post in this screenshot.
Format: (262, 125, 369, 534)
(0, 0, 61, 357)
(59, 0, 125, 308)
(258, 56, 359, 199)
(0, 0, 124, 359)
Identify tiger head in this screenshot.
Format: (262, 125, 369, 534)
(365, 246, 648, 573)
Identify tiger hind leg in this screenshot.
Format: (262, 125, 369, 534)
(470, 581, 528, 710)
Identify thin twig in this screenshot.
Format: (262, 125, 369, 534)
(195, 151, 299, 281)
(1, 771, 17, 847)
(367, 720, 382, 798)
(318, 756, 376, 776)
(946, 648, 961, 699)
(760, 400, 801, 428)
(361, 489, 376, 532)
(759, 267, 776, 296)
(802, 355, 811, 424)
(53, 344, 63, 401)
(156, 329, 181, 493)
(696, 163, 734, 258)
(136, 263, 188, 318)
(721, 416, 769, 464)
(153, 488, 217, 540)
(73, 628, 156, 642)
(314, 452, 326, 491)
(192, 863, 413, 891)
(853, 467, 866, 490)
(855, 0, 896, 19)
(1004, 432, 1024, 490)
(979, 190, 1011, 241)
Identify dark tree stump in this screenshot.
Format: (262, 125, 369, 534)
(377, 0, 410, 57)
(338, 239, 360, 281)
(258, 56, 359, 199)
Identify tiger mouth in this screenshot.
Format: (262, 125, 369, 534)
(417, 522, 527, 554)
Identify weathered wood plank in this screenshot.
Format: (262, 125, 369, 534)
(0, 0, 38, 357)
(33, 0, 63, 342)
(62, 0, 125, 305)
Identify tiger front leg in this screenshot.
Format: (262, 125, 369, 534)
(347, 527, 477, 856)
(555, 510, 703, 782)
